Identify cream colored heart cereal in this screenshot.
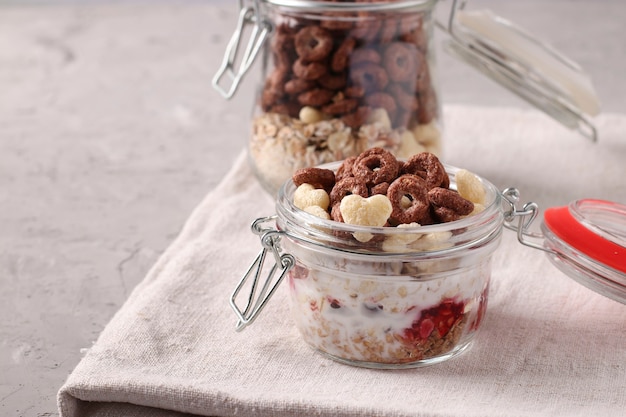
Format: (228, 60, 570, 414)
(456, 169, 486, 206)
(340, 194, 392, 242)
(339, 194, 392, 227)
(293, 183, 330, 211)
(382, 222, 423, 253)
(304, 205, 331, 220)
(410, 231, 453, 251)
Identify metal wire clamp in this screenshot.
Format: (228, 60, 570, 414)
(501, 187, 551, 253)
(230, 216, 295, 331)
(212, 0, 271, 99)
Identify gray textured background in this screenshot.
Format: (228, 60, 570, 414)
(1, 1, 625, 416)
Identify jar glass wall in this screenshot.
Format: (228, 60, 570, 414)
(251, 0, 442, 194)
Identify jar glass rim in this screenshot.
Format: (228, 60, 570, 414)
(262, 0, 437, 12)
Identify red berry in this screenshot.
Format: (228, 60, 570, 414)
(419, 318, 435, 339)
(402, 298, 465, 343)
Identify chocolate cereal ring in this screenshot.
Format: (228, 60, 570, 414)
(331, 37, 357, 73)
(293, 167, 336, 192)
(401, 152, 449, 189)
(351, 15, 382, 42)
(400, 27, 428, 53)
(317, 73, 347, 91)
(387, 83, 419, 111)
(272, 24, 297, 61)
(414, 64, 431, 94)
(329, 177, 368, 208)
(428, 187, 474, 222)
(322, 98, 359, 116)
(352, 147, 399, 186)
(399, 13, 424, 35)
(387, 174, 430, 225)
(345, 85, 365, 98)
(265, 67, 288, 95)
(349, 63, 389, 93)
(349, 47, 382, 65)
(383, 42, 420, 83)
(335, 156, 357, 182)
(417, 87, 438, 124)
(297, 88, 334, 107)
(293, 58, 327, 81)
(379, 17, 399, 44)
(399, 14, 427, 51)
(330, 203, 344, 223)
(370, 182, 390, 196)
(364, 92, 397, 121)
(260, 66, 289, 111)
(269, 101, 300, 118)
(261, 87, 282, 112)
(341, 106, 371, 129)
(284, 78, 316, 95)
(294, 26, 333, 62)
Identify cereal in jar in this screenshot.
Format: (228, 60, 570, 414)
(221, 0, 443, 194)
(232, 148, 502, 368)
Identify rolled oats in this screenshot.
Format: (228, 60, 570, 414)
(251, 111, 441, 192)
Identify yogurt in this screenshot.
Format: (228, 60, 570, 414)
(285, 238, 492, 367)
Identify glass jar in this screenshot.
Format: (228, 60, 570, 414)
(232, 162, 503, 368)
(219, 0, 442, 194)
(215, 1, 602, 195)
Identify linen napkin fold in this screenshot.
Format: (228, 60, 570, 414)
(58, 105, 626, 417)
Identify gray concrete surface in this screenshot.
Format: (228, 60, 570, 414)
(1, 1, 625, 416)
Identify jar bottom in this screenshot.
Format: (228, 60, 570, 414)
(309, 336, 475, 369)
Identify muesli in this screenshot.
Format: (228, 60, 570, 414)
(285, 148, 491, 365)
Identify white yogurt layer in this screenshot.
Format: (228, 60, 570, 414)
(288, 256, 491, 365)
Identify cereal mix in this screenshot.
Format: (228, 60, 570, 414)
(285, 148, 492, 366)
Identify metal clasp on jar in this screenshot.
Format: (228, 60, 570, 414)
(501, 187, 551, 253)
(230, 216, 294, 331)
(212, 0, 271, 99)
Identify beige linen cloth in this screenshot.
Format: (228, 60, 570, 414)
(58, 105, 626, 417)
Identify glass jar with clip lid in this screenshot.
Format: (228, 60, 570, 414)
(228, 165, 626, 369)
(213, 0, 600, 195)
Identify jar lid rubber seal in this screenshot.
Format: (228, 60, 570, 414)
(541, 200, 626, 304)
(544, 201, 626, 274)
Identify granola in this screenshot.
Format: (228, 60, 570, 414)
(287, 259, 490, 366)
(250, 110, 441, 192)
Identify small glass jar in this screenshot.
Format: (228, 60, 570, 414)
(221, 0, 442, 194)
(233, 162, 503, 368)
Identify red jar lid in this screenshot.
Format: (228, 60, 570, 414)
(542, 199, 626, 304)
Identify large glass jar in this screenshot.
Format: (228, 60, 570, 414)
(216, 1, 603, 194)
(223, 0, 442, 194)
